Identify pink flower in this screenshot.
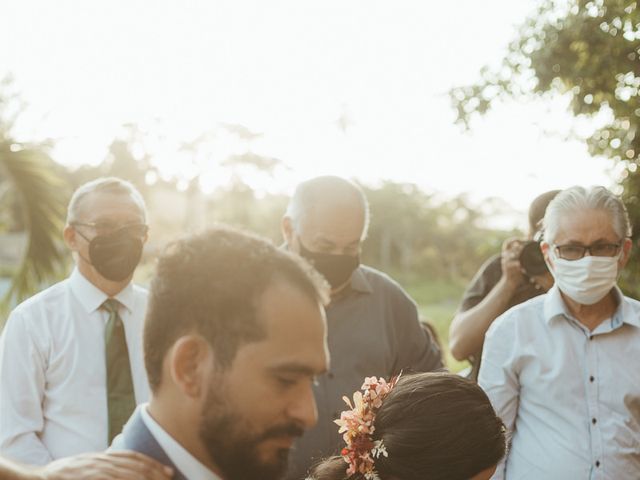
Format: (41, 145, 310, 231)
(333, 374, 401, 480)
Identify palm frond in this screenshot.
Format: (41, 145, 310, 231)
(0, 142, 69, 306)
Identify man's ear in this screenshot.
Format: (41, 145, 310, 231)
(168, 335, 213, 399)
(63, 225, 78, 251)
(619, 237, 633, 269)
(541, 242, 554, 269)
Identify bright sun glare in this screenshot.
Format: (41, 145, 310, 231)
(0, 0, 616, 229)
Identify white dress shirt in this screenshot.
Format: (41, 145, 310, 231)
(0, 268, 150, 465)
(139, 405, 221, 480)
(479, 285, 640, 480)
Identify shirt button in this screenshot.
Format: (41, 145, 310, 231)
(589, 376, 595, 383)
(592, 418, 597, 425)
(589, 335, 594, 341)
(327, 372, 335, 379)
(595, 460, 601, 467)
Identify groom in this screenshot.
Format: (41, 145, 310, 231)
(114, 227, 330, 480)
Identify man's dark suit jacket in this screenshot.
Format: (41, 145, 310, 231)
(113, 408, 188, 480)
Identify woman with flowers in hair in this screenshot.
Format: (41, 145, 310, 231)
(307, 373, 506, 480)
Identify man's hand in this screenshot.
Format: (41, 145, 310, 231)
(38, 451, 173, 480)
(500, 237, 526, 290)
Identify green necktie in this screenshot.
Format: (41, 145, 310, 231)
(102, 298, 136, 444)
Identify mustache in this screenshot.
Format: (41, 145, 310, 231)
(259, 423, 305, 441)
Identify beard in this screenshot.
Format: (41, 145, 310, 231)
(199, 383, 305, 480)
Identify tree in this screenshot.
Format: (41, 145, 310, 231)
(450, 0, 640, 295)
(362, 182, 513, 282)
(0, 77, 69, 309)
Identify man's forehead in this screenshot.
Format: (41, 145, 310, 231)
(300, 204, 365, 238)
(305, 200, 365, 220)
(78, 191, 144, 219)
(555, 209, 618, 242)
(258, 287, 326, 335)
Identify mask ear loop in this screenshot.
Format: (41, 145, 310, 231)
(539, 229, 558, 281)
(71, 226, 97, 267)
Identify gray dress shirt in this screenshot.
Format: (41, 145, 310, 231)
(286, 265, 443, 479)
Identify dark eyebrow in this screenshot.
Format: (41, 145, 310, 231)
(268, 362, 327, 376)
(315, 237, 360, 249)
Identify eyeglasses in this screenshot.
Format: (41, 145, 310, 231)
(72, 221, 149, 238)
(553, 242, 622, 261)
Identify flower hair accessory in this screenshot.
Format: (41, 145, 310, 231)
(334, 375, 400, 480)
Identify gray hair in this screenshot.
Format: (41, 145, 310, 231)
(543, 185, 631, 244)
(66, 177, 147, 224)
(285, 176, 370, 239)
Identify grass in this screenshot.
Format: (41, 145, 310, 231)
(400, 276, 470, 373)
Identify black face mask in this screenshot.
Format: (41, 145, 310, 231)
(298, 240, 360, 289)
(78, 228, 144, 282)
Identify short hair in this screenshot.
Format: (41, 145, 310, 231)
(308, 373, 506, 480)
(66, 177, 147, 224)
(543, 185, 631, 245)
(144, 226, 330, 392)
(528, 190, 561, 235)
(285, 176, 370, 239)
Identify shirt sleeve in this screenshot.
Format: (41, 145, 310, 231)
(390, 288, 444, 375)
(0, 309, 52, 465)
(478, 313, 520, 480)
(459, 255, 502, 312)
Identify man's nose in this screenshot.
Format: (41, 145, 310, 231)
(287, 383, 318, 430)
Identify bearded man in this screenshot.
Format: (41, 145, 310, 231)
(113, 226, 330, 480)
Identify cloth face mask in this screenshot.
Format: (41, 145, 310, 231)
(549, 248, 619, 305)
(76, 227, 144, 282)
(298, 239, 360, 289)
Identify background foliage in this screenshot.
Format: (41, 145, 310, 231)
(6, 0, 639, 368)
(450, 0, 640, 296)
(0, 77, 518, 370)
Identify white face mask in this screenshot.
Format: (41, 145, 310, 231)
(549, 248, 620, 305)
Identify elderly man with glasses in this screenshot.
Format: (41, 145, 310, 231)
(479, 185, 640, 479)
(0, 177, 152, 469)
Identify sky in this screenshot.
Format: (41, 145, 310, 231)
(0, 0, 618, 229)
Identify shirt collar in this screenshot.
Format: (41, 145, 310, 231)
(69, 268, 135, 314)
(140, 405, 222, 480)
(543, 284, 640, 328)
(613, 287, 640, 328)
(349, 266, 372, 294)
(543, 284, 569, 324)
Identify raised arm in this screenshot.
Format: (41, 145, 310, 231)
(449, 240, 525, 361)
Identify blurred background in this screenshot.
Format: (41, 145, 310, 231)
(1, 0, 639, 370)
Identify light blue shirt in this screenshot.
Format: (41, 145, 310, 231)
(479, 285, 640, 480)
